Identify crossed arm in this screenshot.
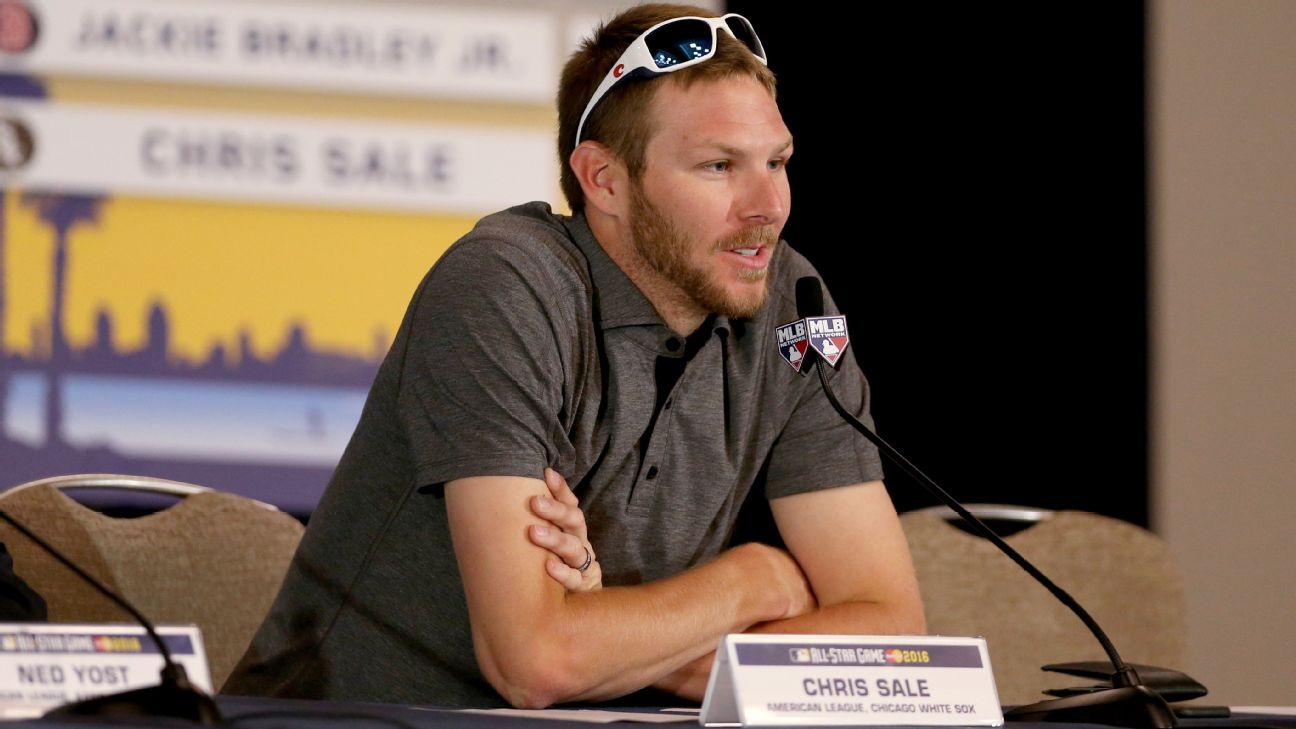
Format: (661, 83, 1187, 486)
(445, 470, 925, 708)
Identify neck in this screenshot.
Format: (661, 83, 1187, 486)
(587, 209, 707, 336)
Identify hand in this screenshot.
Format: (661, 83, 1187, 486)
(529, 468, 602, 593)
(744, 542, 817, 621)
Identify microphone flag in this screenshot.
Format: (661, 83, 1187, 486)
(775, 319, 810, 372)
(806, 315, 850, 366)
(775, 315, 849, 372)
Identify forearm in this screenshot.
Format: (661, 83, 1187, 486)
(473, 541, 801, 708)
(652, 598, 927, 702)
(751, 597, 926, 636)
(449, 473, 828, 708)
(652, 651, 715, 701)
(555, 548, 769, 701)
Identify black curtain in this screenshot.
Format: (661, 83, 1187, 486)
(727, 3, 1149, 525)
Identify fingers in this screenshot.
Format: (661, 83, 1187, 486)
(532, 470, 587, 541)
(531, 494, 588, 541)
(531, 468, 604, 594)
(544, 554, 603, 594)
(545, 556, 586, 591)
(544, 467, 580, 508)
(529, 523, 592, 571)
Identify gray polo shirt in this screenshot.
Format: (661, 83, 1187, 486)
(226, 202, 883, 706)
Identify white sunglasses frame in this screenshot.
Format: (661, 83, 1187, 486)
(573, 13, 767, 148)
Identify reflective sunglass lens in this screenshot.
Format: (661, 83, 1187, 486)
(645, 18, 713, 68)
(652, 41, 708, 67)
(723, 17, 764, 60)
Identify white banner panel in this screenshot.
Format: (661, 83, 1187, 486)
(0, 0, 557, 102)
(0, 99, 555, 213)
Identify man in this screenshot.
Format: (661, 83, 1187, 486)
(226, 4, 924, 708)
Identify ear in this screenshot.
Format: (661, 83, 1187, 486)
(569, 141, 630, 219)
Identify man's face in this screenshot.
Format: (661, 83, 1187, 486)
(626, 74, 793, 319)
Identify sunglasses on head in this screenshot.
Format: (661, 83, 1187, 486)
(574, 13, 766, 147)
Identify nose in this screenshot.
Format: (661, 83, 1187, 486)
(736, 167, 788, 226)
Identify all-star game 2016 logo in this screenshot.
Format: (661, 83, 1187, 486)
(805, 315, 849, 366)
(94, 635, 144, 653)
(775, 319, 810, 372)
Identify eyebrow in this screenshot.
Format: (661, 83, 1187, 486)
(703, 137, 795, 157)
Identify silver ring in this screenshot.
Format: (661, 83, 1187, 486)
(577, 546, 593, 573)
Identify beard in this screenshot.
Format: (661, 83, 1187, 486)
(628, 182, 778, 320)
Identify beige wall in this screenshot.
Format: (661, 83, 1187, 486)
(1151, 0, 1296, 706)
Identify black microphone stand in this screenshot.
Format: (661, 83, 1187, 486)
(808, 357, 1175, 729)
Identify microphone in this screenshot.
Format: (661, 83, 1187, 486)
(794, 276, 823, 323)
(789, 276, 1178, 729)
(0, 508, 222, 724)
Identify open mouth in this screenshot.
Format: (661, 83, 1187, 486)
(720, 244, 771, 268)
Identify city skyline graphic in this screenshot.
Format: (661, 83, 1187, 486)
(0, 188, 474, 513)
(0, 65, 488, 512)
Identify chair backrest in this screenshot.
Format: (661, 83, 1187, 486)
(4, 473, 213, 499)
(900, 508, 1187, 706)
(0, 480, 305, 689)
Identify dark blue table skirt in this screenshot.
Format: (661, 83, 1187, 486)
(8, 694, 1296, 729)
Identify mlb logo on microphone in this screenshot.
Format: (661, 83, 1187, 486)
(775, 319, 810, 372)
(806, 316, 850, 366)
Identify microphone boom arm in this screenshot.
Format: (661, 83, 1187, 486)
(811, 360, 1134, 684)
(791, 271, 1177, 729)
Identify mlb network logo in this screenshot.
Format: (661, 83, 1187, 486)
(805, 316, 849, 366)
(775, 319, 809, 372)
(776, 316, 850, 372)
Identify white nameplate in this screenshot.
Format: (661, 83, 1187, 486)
(4, 0, 557, 102)
(700, 634, 1003, 726)
(0, 99, 556, 215)
(0, 623, 212, 719)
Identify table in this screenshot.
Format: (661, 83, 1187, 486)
(8, 695, 1296, 729)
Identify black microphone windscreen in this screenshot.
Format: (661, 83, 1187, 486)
(795, 276, 824, 319)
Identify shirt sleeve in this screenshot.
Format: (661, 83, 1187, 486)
(396, 238, 583, 489)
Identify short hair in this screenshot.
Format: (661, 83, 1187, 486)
(557, 4, 776, 213)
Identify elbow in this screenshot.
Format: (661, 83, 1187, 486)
(496, 669, 575, 711)
(474, 636, 588, 709)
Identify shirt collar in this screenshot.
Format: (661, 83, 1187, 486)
(566, 211, 661, 330)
